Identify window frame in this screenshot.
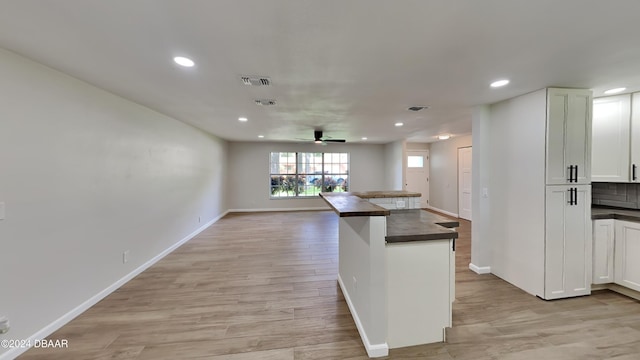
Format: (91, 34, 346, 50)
(269, 151, 350, 199)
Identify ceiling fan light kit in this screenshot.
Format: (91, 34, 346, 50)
(313, 130, 346, 144)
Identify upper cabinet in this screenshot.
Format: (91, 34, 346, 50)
(631, 93, 640, 183)
(546, 88, 593, 185)
(592, 94, 631, 182)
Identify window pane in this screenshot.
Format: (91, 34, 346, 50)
(271, 152, 297, 174)
(270, 152, 349, 198)
(408, 155, 424, 168)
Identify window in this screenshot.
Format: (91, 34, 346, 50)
(270, 152, 349, 198)
(407, 155, 424, 168)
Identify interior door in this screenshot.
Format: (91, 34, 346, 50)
(458, 147, 472, 221)
(406, 150, 429, 208)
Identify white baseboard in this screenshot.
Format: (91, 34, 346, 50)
(425, 206, 458, 218)
(0, 211, 227, 360)
(337, 275, 389, 358)
(469, 263, 491, 274)
(228, 207, 329, 213)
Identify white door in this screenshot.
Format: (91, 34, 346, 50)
(630, 93, 640, 182)
(591, 94, 630, 182)
(458, 147, 472, 221)
(544, 185, 592, 300)
(406, 150, 429, 208)
(546, 88, 592, 185)
(614, 220, 640, 292)
(592, 219, 615, 284)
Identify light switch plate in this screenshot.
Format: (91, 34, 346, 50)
(0, 202, 5, 220)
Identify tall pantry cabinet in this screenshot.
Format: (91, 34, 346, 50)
(544, 88, 592, 300)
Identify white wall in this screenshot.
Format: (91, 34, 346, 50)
(484, 89, 547, 296)
(470, 105, 491, 272)
(0, 48, 228, 358)
(227, 142, 387, 211)
(384, 140, 406, 190)
(429, 135, 472, 215)
(406, 142, 430, 151)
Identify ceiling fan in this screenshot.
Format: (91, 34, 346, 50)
(312, 130, 346, 144)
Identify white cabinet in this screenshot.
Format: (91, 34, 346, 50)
(592, 219, 615, 284)
(591, 95, 631, 182)
(546, 88, 592, 185)
(614, 220, 640, 292)
(631, 93, 640, 182)
(544, 185, 592, 299)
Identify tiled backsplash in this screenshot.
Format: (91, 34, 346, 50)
(592, 182, 640, 209)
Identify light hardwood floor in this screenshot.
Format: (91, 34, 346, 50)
(19, 210, 640, 359)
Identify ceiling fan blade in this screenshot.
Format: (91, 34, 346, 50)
(323, 139, 346, 142)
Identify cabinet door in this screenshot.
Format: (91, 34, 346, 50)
(614, 220, 640, 291)
(547, 88, 593, 185)
(630, 93, 640, 182)
(592, 219, 615, 284)
(545, 185, 592, 299)
(592, 95, 631, 182)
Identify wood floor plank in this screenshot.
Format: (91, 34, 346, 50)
(18, 210, 640, 359)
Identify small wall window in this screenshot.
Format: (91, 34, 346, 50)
(270, 152, 349, 198)
(407, 155, 424, 168)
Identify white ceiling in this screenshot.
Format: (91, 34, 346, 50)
(2, 0, 640, 144)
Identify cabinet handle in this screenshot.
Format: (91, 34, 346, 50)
(633, 164, 637, 181)
(567, 165, 574, 182)
(574, 165, 578, 183)
(568, 188, 577, 206)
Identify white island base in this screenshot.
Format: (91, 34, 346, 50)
(337, 215, 455, 357)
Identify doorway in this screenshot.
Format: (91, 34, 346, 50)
(406, 150, 429, 208)
(458, 147, 472, 220)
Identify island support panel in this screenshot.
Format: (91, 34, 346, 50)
(386, 240, 453, 348)
(337, 216, 389, 357)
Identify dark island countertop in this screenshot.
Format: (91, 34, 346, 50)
(319, 192, 390, 217)
(592, 206, 640, 222)
(386, 209, 459, 243)
(320, 192, 459, 243)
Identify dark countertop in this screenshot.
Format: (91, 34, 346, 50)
(319, 192, 390, 217)
(319, 192, 458, 243)
(592, 206, 640, 222)
(386, 209, 459, 243)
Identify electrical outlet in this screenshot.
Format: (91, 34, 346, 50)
(396, 200, 406, 209)
(0, 316, 10, 334)
(123, 250, 130, 264)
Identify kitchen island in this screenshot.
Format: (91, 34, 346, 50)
(320, 191, 458, 357)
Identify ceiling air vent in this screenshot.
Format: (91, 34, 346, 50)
(241, 76, 271, 86)
(255, 99, 277, 106)
(408, 106, 429, 112)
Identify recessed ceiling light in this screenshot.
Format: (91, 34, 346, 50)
(438, 135, 451, 140)
(395, 122, 404, 127)
(173, 56, 195, 67)
(490, 79, 510, 88)
(238, 117, 248, 122)
(362, 137, 368, 140)
(604, 87, 626, 95)
(258, 135, 264, 138)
